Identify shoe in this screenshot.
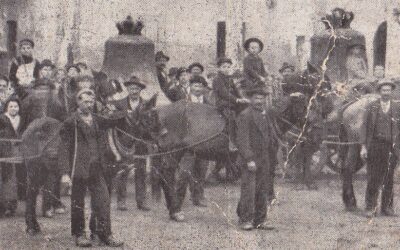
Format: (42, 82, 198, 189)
(54, 207, 66, 214)
(137, 204, 151, 211)
(26, 227, 41, 236)
(254, 222, 275, 230)
(170, 212, 185, 222)
(240, 222, 254, 231)
(117, 201, 128, 211)
(75, 235, 92, 247)
(382, 208, 397, 217)
(364, 209, 377, 218)
(43, 209, 54, 218)
(100, 235, 124, 247)
(193, 200, 208, 207)
(90, 233, 105, 246)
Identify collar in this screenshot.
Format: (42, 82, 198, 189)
(5, 113, 20, 120)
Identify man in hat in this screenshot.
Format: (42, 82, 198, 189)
(166, 67, 190, 102)
(279, 62, 295, 79)
(114, 76, 151, 212)
(175, 76, 211, 209)
(243, 38, 268, 88)
(188, 62, 205, 78)
(66, 64, 81, 79)
(213, 57, 249, 150)
(156, 51, 170, 92)
(236, 87, 276, 231)
(58, 88, 124, 247)
(361, 79, 400, 218)
(9, 39, 41, 98)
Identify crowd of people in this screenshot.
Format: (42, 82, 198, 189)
(0, 33, 398, 248)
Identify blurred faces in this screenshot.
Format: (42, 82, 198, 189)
(380, 85, 393, 102)
(0, 79, 8, 93)
(190, 67, 203, 77)
(374, 66, 385, 79)
(218, 62, 232, 76)
(127, 84, 142, 100)
(77, 93, 95, 114)
(6, 101, 20, 117)
(248, 42, 261, 55)
(68, 67, 80, 78)
(179, 72, 190, 84)
(40, 66, 54, 79)
(20, 44, 33, 57)
(190, 82, 204, 97)
(250, 94, 267, 111)
(281, 68, 294, 78)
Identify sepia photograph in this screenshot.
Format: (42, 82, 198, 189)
(1, 0, 400, 249)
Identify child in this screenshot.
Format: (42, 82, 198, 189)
(243, 38, 267, 89)
(8, 39, 40, 98)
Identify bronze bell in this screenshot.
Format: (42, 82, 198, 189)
(101, 16, 169, 103)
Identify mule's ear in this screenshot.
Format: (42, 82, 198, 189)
(307, 62, 320, 74)
(144, 93, 158, 110)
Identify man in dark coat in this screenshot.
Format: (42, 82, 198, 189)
(176, 76, 211, 210)
(156, 51, 170, 94)
(361, 79, 400, 218)
(8, 39, 40, 99)
(236, 87, 276, 231)
(213, 57, 249, 149)
(166, 67, 190, 102)
(114, 76, 151, 212)
(58, 89, 123, 247)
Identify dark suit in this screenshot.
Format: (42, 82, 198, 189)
(114, 97, 149, 207)
(212, 72, 241, 142)
(59, 112, 119, 238)
(166, 82, 189, 102)
(243, 54, 267, 87)
(363, 99, 400, 211)
(236, 107, 273, 225)
(0, 114, 26, 215)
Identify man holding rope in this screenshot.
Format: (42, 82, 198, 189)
(59, 88, 123, 247)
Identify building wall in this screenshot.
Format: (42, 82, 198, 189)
(3, 0, 397, 78)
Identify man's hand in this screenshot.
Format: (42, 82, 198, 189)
(360, 145, 367, 160)
(61, 174, 72, 187)
(247, 161, 257, 172)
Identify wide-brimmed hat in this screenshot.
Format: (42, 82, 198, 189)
(189, 76, 208, 87)
(217, 57, 233, 67)
(188, 62, 204, 73)
(155, 51, 170, 62)
(124, 76, 146, 89)
(19, 38, 35, 48)
(39, 59, 55, 69)
(279, 62, 295, 73)
(244, 38, 264, 52)
(76, 88, 95, 100)
(377, 78, 396, 91)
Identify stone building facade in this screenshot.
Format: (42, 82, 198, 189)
(1, 0, 400, 78)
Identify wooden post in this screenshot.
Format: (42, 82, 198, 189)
(6, 20, 17, 59)
(217, 22, 226, 59)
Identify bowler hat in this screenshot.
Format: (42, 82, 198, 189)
(19, 38, 35, 48)
(189, 76, 208, 87)
(40, 59, 55, 69)
(217, 57, 233, 67)
(244, 38, 264, 52)
(377, 79, 396, 91)
(176, 67, 189, 80)
(124, 76, 146, 89)
(279, 62, 295, 73)
(155, 51, 170, 62)
(188, 62, 204, 73)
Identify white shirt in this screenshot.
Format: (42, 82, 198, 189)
(5, 113, 20, 132)
(381, 100, 391, 114)
(190, 94, 204, 104)
(129, 98, 140, 111)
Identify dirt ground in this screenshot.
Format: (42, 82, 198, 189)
(1, 175, 400, 250)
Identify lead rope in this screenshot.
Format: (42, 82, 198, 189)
(70, 119, 78, 185)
